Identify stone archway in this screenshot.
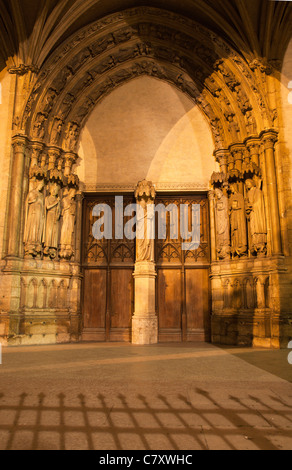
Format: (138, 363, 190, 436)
(1, 7, 288, 347)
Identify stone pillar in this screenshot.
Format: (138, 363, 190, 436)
(261, 130, 282, 255)
(208, 190, 217, 262)
(7, 135, 28, 257)
(132, 180, 158, 345)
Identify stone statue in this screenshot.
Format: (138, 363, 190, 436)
(64, 122, 79, 151)
(59, 187, 77, 259)
(50, 118, 63, 145)
(32, 113, 46, 139)
(43, 182, 61, 259)
(135, 180, 156, 263)
(23, 178, 45, 257)
(229, 183, 247, 258)
(214, 188, 230, 259)
(245, 179, 267, 255)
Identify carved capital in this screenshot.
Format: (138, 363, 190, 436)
(47, 147, 61, 170)
(214, 149, 229, 174)
(30, 142, 44, 168)
(260, 130, 278, 150)
(12, 135, 27, 154)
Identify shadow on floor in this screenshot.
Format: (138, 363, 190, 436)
(0, 389, 291, 450)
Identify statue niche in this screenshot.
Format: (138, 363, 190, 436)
(23, 177, 45, 257)
(43, 182, 61, 259)
(245, 179, 267, 255)
(214, 188, 230, 260)
(229, 182, 247, 258)
(59, 187, 77, 260)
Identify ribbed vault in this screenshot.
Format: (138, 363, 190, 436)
(1, 0, 292, 69)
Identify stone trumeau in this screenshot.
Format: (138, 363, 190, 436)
(0, 1, 291, 347)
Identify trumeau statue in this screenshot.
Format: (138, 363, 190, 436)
(59, 187, 77, 260)
(229, 183, 247, 258)
(245, 179, 267, 255)
(135, 180, 156, 263)
(23, 178, 45, 257)
(214, 188, 230, 259)
(43, 182, 61, 259)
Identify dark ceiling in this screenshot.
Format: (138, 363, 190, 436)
(0, 0, 291, 71)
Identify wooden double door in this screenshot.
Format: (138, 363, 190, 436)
(82, 193, 211, 342)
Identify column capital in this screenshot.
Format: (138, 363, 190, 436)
(214, 149, 230, 174)
(260, 129, 278, 149)
(12, 134, 28, 153)
(244, 135, 261, 150)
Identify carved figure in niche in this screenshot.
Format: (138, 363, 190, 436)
(23, 178, 45, 257)
(135, 180, 156, 263)
(59, 187, 77, 260)
(214, 188, 230, 260)
(210, 118, 224, 149)
(41, 88, 57, 114)
(229, 183, 247, 258)
(245, 110, 257, 135)
(245, 179, 267, 255)
(43, 182, 61, 259)
(50, 118, 63, 146)
(60, 94, 76, 120)
(225, 113, 240, 142)
(64, 123, 79, 152)
(32, 113, 46, 139)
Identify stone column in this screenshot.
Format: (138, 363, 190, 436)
(261, 130, 282, 255)
(7, 135, 28, 257)
(208, 190, 217, 262)
(132, 180, 158, 345)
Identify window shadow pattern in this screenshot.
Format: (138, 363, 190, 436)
(0, 389, 291, 450)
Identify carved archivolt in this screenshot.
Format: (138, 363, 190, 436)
(14, 7, 276, 152)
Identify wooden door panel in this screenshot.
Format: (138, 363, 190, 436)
(83, 269, 107, 335)
(186, 269, 210, 341)
(111, 269, 133, 329)
(158, 269, 182, 341)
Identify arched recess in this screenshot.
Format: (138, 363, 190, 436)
(4, 6, 289, 349)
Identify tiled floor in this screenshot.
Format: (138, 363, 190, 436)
(0, 342, 291, 450)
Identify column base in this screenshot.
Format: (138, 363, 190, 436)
(132, 314, 158, 345)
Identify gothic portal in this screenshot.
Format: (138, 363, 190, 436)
(0, 2, 292, 348)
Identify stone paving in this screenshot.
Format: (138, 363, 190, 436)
(0, 342, 291, 450)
